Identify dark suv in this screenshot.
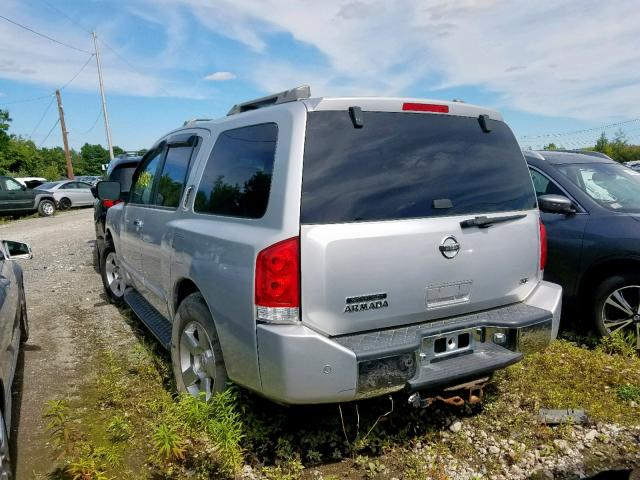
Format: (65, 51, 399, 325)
(0, 176, 56, 217)
(526, 150, 640, 343)
(93, 155, 141, 268)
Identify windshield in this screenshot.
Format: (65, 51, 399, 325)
(35, 182, 60, 190)
(301, 111, 536, 224)
(554, 162, 640, 212)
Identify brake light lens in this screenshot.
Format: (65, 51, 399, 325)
(402, 102, 449, 113)
(255, 237, 300, 323)
(539, 220, 547, 270)
(102, 199, 122, 209)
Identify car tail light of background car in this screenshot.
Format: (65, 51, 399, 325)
(540, 220, 547, 270)
(102, 199, 122, 209)
(255, 237, 300, 324)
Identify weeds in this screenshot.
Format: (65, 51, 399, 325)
(43, 334, 640, 479)
(152, 424, 185, 461)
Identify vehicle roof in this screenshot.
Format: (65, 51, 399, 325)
(523, 150, 616, 165)
(177, 96, 503, 133)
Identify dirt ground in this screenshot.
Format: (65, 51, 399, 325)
(0, 209, 136, 479)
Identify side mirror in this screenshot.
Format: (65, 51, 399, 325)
(3, 240, 33, 259)
(538, 194, 575, 215)
(96, 181, 121, 201)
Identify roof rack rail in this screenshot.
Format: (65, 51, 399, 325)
(183, 118, 213, 127)
(227, 85, 311, 116)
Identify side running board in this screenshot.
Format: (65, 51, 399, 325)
(124, 288, 172, 350)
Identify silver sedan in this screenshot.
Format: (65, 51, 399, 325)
(35, 180, 95, 210)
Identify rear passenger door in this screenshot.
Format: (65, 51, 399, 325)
(139, 132, 203, 317)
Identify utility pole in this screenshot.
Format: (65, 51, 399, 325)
(55, 89, 74, 179)
(92, 31, 114, 160)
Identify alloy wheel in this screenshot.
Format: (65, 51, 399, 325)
(601, 285, 640, 348)
(104, 251, 125, 298)
(179, 321, 217, 400)
(41, 202, 54, 216)
(0, 412, 11, 480)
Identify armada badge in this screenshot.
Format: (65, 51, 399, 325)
(344, 293, 389, 313)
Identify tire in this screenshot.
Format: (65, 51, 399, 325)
(171, 293, 228, 401)
(593, 273, 640, 339)
(100, 245, 126, 305)
(37, 199, 55, 217)
(58, 197, 71, 210)
(0, 409, 12, 480)
(19, 285, 28, 343)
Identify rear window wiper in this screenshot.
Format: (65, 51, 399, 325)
(460, 213, 526, 229)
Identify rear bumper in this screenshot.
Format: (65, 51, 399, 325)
(256, 281, 562, 404)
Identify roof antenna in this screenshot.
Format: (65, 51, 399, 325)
(478, 114, 492, 133)
(349, 106, 364, 128)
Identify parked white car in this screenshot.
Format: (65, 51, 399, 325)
(35, 180, 95, 210)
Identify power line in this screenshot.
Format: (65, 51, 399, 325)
(28, 96, 56, 139)
(60, 54, 95, 89)
(0, 13, 92, 54)
(0, 94, 53, 107)
(72, 109, 102, 136)
(99, 39, 174, 97)
(520, 118, 640, 140)
(38, 118, 60, 147)
(37, 0, 92, 35)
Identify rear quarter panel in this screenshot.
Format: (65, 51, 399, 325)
(169, 103, 306, 392)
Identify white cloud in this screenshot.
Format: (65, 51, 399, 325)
(2, 0, 640, 122)
(204, 71, 236, 81)
(146, 0, 640, 120)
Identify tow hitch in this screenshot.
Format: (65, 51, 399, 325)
(408, 377, 488, 408)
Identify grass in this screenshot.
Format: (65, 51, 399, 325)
(42, 333, 640, 479)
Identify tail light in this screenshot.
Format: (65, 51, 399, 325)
(539, 220, 547, 270)
(402, 102, 449, 113)
(255, 237, 300, 324)
(102, 199, 122, 209)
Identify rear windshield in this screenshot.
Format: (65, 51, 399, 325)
(301, 111, 536, 224)
(109, 163, 139, 193)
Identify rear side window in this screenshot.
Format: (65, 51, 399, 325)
(301, 111, 536, 224)
(155, 143, 196, 208)
(194, 123, 277, 218)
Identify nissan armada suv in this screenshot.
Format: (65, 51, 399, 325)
(97, 86, 562, 404)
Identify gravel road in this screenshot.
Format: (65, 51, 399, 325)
(0, 209, 135, 478)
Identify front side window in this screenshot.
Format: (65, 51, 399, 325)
(555, 162, 640, 212)
(194, 123, 278, 218)
(529, 169, 564, 197)
(155, 143, 196, 208)
(130, 147, 164, 205)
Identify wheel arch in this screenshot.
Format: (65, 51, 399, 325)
(173, 277, 201, 314)
(578, 255, 640, 299)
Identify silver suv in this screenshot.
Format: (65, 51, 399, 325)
(97, 86, 562, 404)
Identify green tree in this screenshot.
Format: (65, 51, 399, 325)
(543, 143, 559, 150)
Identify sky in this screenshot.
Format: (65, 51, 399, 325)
(1, 0, 639, 152)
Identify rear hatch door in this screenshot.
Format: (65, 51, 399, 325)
(300, 107, 540, 336)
